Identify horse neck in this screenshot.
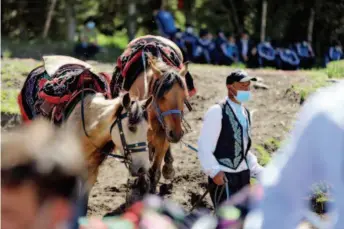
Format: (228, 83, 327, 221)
(66, 93, 120, 153)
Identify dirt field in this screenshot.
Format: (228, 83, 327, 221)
(1, 58, 319, 227)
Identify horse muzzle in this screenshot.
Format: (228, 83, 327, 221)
(166, 129, 184, 143)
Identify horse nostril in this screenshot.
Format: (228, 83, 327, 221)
(137, 167, 145, 175)
(169, 130, 174, 139)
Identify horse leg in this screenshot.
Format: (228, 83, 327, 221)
(162, 145, 175, 180)
(149, 136, 169, 193)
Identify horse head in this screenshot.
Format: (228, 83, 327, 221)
(110, 93, 153, 176)
(148, 55, 189, 143)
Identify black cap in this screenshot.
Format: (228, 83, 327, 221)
(226, 70, 257, 85)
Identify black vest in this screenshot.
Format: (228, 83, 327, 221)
(213, 100, 252, 170)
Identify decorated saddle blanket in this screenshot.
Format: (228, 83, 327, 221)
(110, 35, 184, 98)
(18, 55, 111, 125)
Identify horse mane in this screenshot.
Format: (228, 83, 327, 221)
(127, 98, 145, 129)
(150, 59, 187, 99)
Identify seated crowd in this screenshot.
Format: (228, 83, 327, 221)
(153, 10, 343, 69)
(171, 25, 343, 69)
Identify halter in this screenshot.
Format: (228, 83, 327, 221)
(109, 106, 148, 168)
(152, 99, 183, 129)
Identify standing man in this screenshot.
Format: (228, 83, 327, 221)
(153, 7, 178, 40)
(197, 70, 264, 211)
(74, 17, 100, 59)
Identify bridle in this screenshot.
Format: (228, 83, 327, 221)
(80, 89, 147, 169)
(152, 99, 183, 129)
(109, 105, 148, 168)
(149, 71, 192, 130)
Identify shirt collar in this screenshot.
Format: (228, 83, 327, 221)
(226, 96, 243, 109)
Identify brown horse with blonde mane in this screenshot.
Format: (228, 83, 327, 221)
(110, 35, 193, 193)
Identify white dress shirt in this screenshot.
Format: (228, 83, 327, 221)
(244, 81, 344, 229)
(241, 39, 249, 56)
(197, 97, 263, 178)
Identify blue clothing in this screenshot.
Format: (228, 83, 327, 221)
(279, 49, 300, 66)
(324, 47, 343, 66)
(155, 10, 177, 37)
(194, 38, 215, 63)
(257, 43, 275, 61)
(181, 32, 198, 58)
(296, 43, 311, 58)
(329, 47, 343, 61)
(224, 43, 239, 59)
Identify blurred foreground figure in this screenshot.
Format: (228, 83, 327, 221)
(244, 81, 344, 229)
(1, 119, 86, 229)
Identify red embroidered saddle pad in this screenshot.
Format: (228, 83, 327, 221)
(18, 56, 111, 125)
(110, 35, 184, 98)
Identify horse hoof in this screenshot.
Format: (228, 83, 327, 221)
(162, 164, 175, 180)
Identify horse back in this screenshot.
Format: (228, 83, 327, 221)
(18, 63, 111, 124)
(111, 35, 184, 97)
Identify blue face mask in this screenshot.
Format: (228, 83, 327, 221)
(86, 21, 95, 29)
(235, 90, 251, 103)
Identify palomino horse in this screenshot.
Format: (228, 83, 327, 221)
(110, 36, 191, 193)
(17, 56, 153, 212)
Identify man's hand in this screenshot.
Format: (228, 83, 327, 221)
(213, 171, 225, 185)
(243, 55, 248, 61)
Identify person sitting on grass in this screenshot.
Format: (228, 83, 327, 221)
(295, 40, 315, 69)
(324, 40, 344, 67)
(181, 23, 198, 62)
(1, 119, 87, 229)
(194, 28, 214, 64)
(257, 38, 276, 68)
(74, 17, 100, 59)
(276, 44, 300, 70)
(221, 33, 240, 66)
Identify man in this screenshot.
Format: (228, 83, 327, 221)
(222, 33, 240, 65)
(243, 81, 344, 229)
(74, 17, 100, 59)
(295, 40, 315, 69)
(257, 38, 276, 68)
(153, 8, 177, 40)
(237, 31, 253, 65)
(276, 45, 300, 70)
(181, 23, 198, 62)
(197, 70, 264, 212)
(194, 28, 214, 64)
(324, 40, 343, 67)
(1, 119, 87, 229)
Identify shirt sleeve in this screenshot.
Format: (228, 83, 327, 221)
(247, 151, 264, 179)
(197, 104, 223, 178)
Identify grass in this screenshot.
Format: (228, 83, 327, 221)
(326, 60, 344, 78)
(1, 89, 20, 114)
(254, 144, 271, 166)
(2, 33, 126, 63)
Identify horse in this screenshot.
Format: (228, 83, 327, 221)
(110, 35, 191, 193)
(17, 56, 153, 213)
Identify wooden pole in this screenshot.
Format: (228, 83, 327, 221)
(43, 0, 58, 38)
(260, 0, 268, 42)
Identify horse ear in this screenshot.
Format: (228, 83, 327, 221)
(122, 93, 131, 109)
(148, 54, 162, 79)
(142, 96, 153, 110)
(179, 63, 189, 77)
